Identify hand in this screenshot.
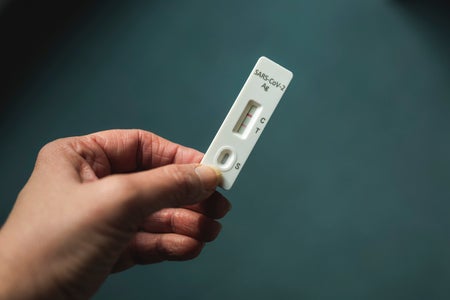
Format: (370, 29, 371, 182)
(0, 129, 230, 299)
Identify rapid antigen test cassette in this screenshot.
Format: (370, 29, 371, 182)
(201, 56, 293, 189)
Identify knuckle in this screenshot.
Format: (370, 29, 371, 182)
(37, 140, 59, 160)
(169, 209, 178, 232)
(35, 138, 72, 168)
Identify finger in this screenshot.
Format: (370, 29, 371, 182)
(131, 233, 205, 264)
(183, 191, 231, 219)
(85, 129, 204, 172)
(44, 129, 205, 179)
(98, 164, 220, 220)
(141, 208, 222, 242)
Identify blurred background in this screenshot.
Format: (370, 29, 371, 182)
(0, 0, 449, 299)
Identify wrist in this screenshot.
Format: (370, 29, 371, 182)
(0, 226, 63, 300)
(0, 230, 28, 299)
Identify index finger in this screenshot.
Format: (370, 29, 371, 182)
(75, 129, 203, 177)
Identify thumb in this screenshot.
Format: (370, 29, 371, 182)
(98, 164, 221, 219)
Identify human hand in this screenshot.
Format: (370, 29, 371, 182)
(0, 129, 230, 299)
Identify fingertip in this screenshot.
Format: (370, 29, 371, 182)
(206, 192, 232, 219)
(204, 221, 222, 242)
(177, 241, 205, 261)
(164, 236, 205, 262)
(195, 165, 221, 190)
(209, 192, 232, 218)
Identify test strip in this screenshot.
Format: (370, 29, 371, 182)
(201, 56, 293, 190)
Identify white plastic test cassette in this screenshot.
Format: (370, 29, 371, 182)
(201, 56, 293, 189)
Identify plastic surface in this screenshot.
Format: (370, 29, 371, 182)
(201, 56, 293, 189)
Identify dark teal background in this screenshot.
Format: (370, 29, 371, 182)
(1, 0, 449, 299)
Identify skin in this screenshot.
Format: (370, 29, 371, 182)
(0, 129, 231, 299)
